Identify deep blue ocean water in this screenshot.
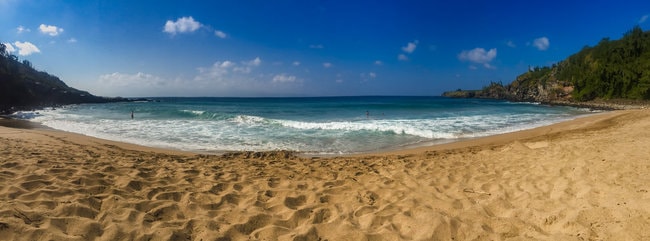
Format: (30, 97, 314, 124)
(23, 96, 592, 154)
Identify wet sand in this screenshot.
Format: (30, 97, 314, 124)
(1, 110, 649, 240)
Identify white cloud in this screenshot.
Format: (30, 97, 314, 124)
(310, 44, 324, 49)
(192, 59, 302, 96)
(16, 25, 30, 34)
(272, 74, 297, 83)
(323, 62, 332, 68)
(196, 62, 230, 80)
(39, 24, 63, 36)
(99, 72, 164, 87)
(13, 41, 40, 56)
(292, 61, 301, 66)
(164, 16, 202, 35)
(398, 54, 409, 61)
(506, 40, 516, 48)
(401, 40, 418, 53)
(233, 57, 262, 73)
(94, 58, 304, 97)
(533, 37, 550, 51)
(94, 72, 187, 97)
(360, 72, 377, 82)
(3, 42, 16, 53)
(220, 61, 235, 68)
(67, 38, 77, 43)
(246, 57, 261, 66)
(640, 14, 649, 23)
(198, 57, 262, 79)
(215, 30, 227, 39)
(374, 60, 383, 65)
(458, 47, 497, 64)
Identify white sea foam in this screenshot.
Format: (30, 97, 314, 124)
(180, 109, 205, 115)
(25, 98, 590, 154)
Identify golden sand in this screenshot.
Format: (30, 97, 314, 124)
(1, 110, 649, 240)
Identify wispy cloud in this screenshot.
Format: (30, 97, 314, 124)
(506, 40, 516, 48)
(323, 62, 332, 68)
(67, 38, 77, 43)
(16, 25, 30, 34)
(640, 14, 649, 23)
(292, 61, 301, 66)
(196, 57, 261, 80)
(233, 57, 262, 74)
(13, 41, 40, 56)
(398, 54, 409, 61)
(374, 60, 383, 66)
(458, 47, 497, 69)
(310, 44, 324, 49)
(39, 24, 63, 36)
(272, 74, 298, 83)
(163, 16, 202, 35)
(532, 37, 550, 51)
(361, 72, 377, 82)
(99, 72, 164, 87)
(95, 61, 300, 97)
(401, 40, 418, 53)
(190, 58, 302, 96)
(214, 30, 227, 39)
(95, 72, 180, 97)
(245, 57, 261, 66)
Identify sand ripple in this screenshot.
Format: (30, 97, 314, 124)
(1, 110, 650, 240)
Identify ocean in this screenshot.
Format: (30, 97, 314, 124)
(21, 96, 592, 154)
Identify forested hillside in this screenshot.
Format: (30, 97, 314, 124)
(444, 26, 650, 103)
(559, 26, 650, 100)
(0, 43, 121, 114)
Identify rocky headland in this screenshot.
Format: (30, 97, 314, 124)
(444, 27, 650, 110)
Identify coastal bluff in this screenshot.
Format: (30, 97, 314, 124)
(444, 27, 650, 110)
(1, 43, 125, 115)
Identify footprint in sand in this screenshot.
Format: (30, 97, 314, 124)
(312, 208, 332, 224)
(232, 214, 272, 235)
(284, 195, 307, 209)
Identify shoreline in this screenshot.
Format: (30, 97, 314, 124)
(0, 108, 632, 160)
(0, 110, 610, 157)
(1, 109, 649, 240)
(543, 99, 650, 111)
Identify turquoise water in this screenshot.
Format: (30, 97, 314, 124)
(26, 96, 592, 154)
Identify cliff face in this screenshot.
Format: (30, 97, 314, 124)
(504, 67, 573, 102)
(442, 68, 574, 103)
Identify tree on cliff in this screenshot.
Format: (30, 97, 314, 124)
(558, 26, 650, 100)
(455, 26, 650, 102)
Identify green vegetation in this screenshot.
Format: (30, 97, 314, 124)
(558, 26, 650, 100)
(1, 42, 120, 114)
(448, 26, 650, 102)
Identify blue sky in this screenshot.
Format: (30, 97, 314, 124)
(2, 0, 650, 97)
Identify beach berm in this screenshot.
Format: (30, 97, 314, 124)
(1, 110, 649, 240)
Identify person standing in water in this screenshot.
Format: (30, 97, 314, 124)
(131, 111, 134, 119)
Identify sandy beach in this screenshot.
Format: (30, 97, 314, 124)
(1, 110, 649, 240)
